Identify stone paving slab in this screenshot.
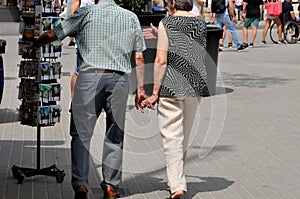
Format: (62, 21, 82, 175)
(0, 27, 300, 199)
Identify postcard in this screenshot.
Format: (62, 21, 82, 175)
(40, 61, 51, 80)
(39, 106, 50, 125)
(50, 105, 61, 123)
(50, 83, 61, 101)
(39, 83, 51, 103)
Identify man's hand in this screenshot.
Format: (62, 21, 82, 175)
(135, 90, 148, 113)
(142, 23, 158, 39)
(26, 30, 58, 52)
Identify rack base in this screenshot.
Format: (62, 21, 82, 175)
(11, 164, 65, 184)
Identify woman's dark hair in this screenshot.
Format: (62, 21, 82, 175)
(167, 0, 193, 11)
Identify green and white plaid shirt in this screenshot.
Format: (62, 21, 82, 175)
(54, 0, 146, 73)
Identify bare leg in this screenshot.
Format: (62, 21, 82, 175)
(273, 17, 283, 41)
(243, 27, 248, 44)
(250, 26, 257, 43)
(220, 26, 227, 46)
(262, 18, 271, 41)
(71, 73, 78, 99)
(228, 31, 233, 44)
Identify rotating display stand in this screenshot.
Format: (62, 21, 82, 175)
(11, 0, 65, 184)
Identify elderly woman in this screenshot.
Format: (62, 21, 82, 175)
(142, 0, 207, 198)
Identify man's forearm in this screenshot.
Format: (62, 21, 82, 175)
(260, 5, 263, 18)
(134, 52, 145, 92)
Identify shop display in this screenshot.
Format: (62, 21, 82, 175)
(12, 0, 65, 184)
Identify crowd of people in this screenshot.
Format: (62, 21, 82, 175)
(210, 0, 300, 50)
(27, 0, 300, 199)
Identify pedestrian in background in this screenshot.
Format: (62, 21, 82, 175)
(235, 0, 244, 22)
(219, 26, 233, 51)
(261, 0, 284, 44)
(215, 0, 248, 50)
(280, 0, 296, 24)
(241, 0, 263, 47)
(68, 0, 98, 98)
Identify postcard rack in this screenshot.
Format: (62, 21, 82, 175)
(11, 0, 65, 184)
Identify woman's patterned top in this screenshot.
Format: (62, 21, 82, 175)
(159, 15, 207, 97)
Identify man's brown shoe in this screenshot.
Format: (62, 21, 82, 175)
(74, 185, 88, 199)
(101, 184, 120, 199)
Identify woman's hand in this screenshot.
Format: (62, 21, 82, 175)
(141, 94, 159, 110)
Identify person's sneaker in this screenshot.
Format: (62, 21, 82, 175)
(68, 41, 76, 46)
(249, 43, 254, 47)
(261, 40, 266, 44)
(227, 42, 232, 48)
(219, 44, 224, 49)
(237, 43, 248, 51)
(277, 39, 286, 44)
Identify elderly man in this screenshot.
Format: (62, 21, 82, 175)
(28, 0, 147, 198)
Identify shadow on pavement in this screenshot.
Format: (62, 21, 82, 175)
(0, 108, 19, 124)
(186, 176, 235, 198)
(0, 140, 72, 199)
(221, 72, 291, 88)
(4, 76, 17, 80)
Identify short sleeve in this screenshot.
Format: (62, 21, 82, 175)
(53, 7, 89, 40)
(132, 17, 146, 52)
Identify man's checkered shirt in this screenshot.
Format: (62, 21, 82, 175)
(54, 0, 146, 73)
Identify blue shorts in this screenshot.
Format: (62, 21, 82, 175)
(235, 5, 243, 11)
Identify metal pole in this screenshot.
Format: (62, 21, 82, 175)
(37, 125, 41, 170)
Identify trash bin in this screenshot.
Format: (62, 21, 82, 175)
(0, 39, 6, 104)
(0, 39, 6, 54)
(205, 26, 223, 96)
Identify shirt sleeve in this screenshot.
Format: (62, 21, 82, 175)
(132, 16, 146, 52)
(53, 7, 89, 40)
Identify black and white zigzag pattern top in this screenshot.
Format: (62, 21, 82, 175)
(159, 16, 207, 97)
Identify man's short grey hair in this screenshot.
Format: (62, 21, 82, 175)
(169, 0, 193, 11)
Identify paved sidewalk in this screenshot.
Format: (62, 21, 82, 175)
(0, 26, 300, 199)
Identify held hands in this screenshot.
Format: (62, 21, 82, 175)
(135, 90, 148, 113)
(141, 94, 159, 111)
(135, 93, 159, 113)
